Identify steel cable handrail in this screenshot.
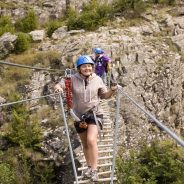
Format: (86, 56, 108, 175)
(0, 93, 61, 107)
(110, 88, 121, 184)
(118, 86, 184, 147)
(0, 60, 66, 72)
(58, 94, 79, 183)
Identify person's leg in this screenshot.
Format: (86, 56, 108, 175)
(78, 131, 91, 167)
(86, 124, 98, 170)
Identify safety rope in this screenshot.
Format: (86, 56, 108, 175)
(118, 86, 184, 147)
(0, 93, 60, 107)
(64, 69, 73, 109)
(58, 94, 79, 184)
(0, 60, 64, 72)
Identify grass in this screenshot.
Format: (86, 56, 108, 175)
(0, 67, 31, 96)
(8, 50, 61, 68)
(0, 2, 16, 8)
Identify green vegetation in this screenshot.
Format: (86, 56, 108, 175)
(15, 10, 38, 33)
(0, 65, 31, 96)
(0, 147, 55, 184)
(7, 110, 43, 148)
(116, 140, 184, 184)
(0, 0, 176, 39)
(14, 32, 31, 53)
(0, 90, 55, 183)
(0, 90, 56, 183)
(32, 51, 61, 69)
(153, 0, 175, 5)
(0, 1, 180, 183)
(4, 93, 43, 148)
(0, 16, 14, 36)
(0, 162, 16, 184)
(113, 0, 147, 17)
(46, 20, 64, 37)
(67, 1, 113, 31)
(65, 0, 175, 31)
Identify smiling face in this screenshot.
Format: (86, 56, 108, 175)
(79, 64, 94, 77)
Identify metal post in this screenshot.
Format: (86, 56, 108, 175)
(110, 88, 121, 184)
(58, 94, 79, 184)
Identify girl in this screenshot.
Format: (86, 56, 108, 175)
(54, 55, 117, 182)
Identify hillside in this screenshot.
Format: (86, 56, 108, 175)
(0, 0, 184, 183)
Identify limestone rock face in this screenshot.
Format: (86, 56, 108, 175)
(36, 7, 184, 150)
(0, 0, 112, 23)
(1, 2, 184, 183)
(0, 33, 17, 59)
(29, 30, 45, 42)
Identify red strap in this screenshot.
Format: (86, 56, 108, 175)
(65, 78, 73, 109)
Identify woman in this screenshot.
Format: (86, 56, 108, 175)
(54, 55, 117, 182)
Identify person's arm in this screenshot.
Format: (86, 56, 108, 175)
(100, 85, 118, 99)
(54, 78, 65, 93)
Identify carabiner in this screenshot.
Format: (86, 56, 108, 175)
(65, 68, 72, 78)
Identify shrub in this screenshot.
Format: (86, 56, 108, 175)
(33, 51, 61, 68)
(0, 163, 15, 184)
(15, 10, 38, 33)
(4, 93, 43, 148)
(67, 0, 112, 31)
(153, 0, 175, 5)
(66, 8, 79, 30)
(14, 32, 31, 53)
(112, 0, 146, 17)
(7, 110, 43, 148)
(46, 20, 63, 37)
(116, 140, 184, 184)
(0, 16, 14, 36)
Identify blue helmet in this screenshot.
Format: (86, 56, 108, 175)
(93, 47, 103, 54)
(76, 55, 94, 68)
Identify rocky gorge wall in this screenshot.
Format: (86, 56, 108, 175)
(0, 0, 113, 24)
(1, 1, 184, 183)
(35, 5, 184, 149)
(1, 1, 184, 152)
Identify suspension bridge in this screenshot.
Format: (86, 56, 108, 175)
(0, 60, 184, 184)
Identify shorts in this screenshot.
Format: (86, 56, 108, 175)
(74, 114, 103, 134)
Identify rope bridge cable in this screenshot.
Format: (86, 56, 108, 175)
(110, 88, 121, 184)
(0, 93, 61, 107)
(0, 60, 65, 72)
(118, 86, 184, 147)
